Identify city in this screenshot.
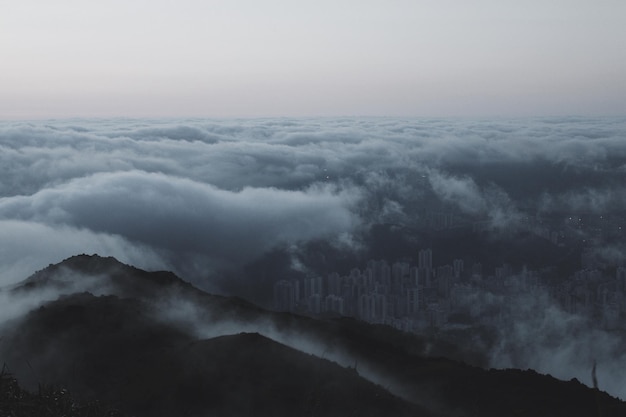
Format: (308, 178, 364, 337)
(274, 212, 626, 333)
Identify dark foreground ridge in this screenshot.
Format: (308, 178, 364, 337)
(1, 254, 625, 417)
(1, 365, 126, 417)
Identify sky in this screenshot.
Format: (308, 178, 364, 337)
(2, 0, 625, 119)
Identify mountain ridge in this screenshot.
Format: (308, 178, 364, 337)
(2, 254, 625, 417)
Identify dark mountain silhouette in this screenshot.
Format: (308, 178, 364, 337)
(16, 254, 196, 298)
(1, 254, 625, 417)
(1, 291, 423, 417)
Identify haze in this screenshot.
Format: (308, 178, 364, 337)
(2, 0, 625, 119)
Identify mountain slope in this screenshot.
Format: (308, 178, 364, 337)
(0, 291, 424, 417)
(1, 254, 625, 417)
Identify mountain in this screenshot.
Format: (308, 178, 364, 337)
(15, 254, 196, 298)
(1, 292, 421, 417)
(1, 254, 625, 417)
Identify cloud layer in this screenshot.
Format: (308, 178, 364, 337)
(1, 116, 626, 287)
(2, 116, 626, 400)
(0, 171, 358, 279)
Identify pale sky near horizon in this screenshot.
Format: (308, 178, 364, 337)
(1, 0, 625, 119)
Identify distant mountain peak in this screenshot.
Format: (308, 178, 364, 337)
(14, 253, 195, 299)
(24, 254, 129, 282)
(58, 253, 126, 269)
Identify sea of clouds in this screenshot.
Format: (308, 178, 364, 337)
(2, 116, 626, 399)
(1, 116, 625, 287)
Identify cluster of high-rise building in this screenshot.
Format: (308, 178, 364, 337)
(274, 246, 626, 333)
(274, 249, 469, 331)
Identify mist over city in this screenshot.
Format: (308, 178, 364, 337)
(3, 1, 626, 416)
(2, 117, 625, 285)
(1, 117, 626, 410)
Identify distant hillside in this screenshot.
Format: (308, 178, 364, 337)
(0, 292, 423, 417)
(1, 254, 625, 417)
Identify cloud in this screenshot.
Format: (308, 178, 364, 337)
(539, 186, 626, 214)
(3, 117, 625, 197)
(486, 290, 626, 400)
(2, 115, 626, 398)
(126, 125, 221, 144)
(427, 169, 523, 230)
(0, 220, 164, 287)
(0, 171, 361, 280)
(428, 171, 487, 214)
(1, 116, 626, 287)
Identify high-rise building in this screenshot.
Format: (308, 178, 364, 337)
(327, 272, 342, 296)
(453, 259, 464, 278)
(308, 294, 322, 315)
(375, 260, 391, 287)
(358, 294, 373, 321)
(418, 249, 432, 269)
(418, 267, 432, 288)
(392, 261, 410, 292)
(410, 266, 419, 287)
(303, 276, 324, 299)
(437, 265, 454, 298)
(406, 287, 419, 316)
(472, 263, 483, 279)
(495, 263, 512, 279)
(418, 249, 433, 287)
(362, 267, 375, 290)
(372, 293, 387, 322)
(325, 295, 345, 315)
